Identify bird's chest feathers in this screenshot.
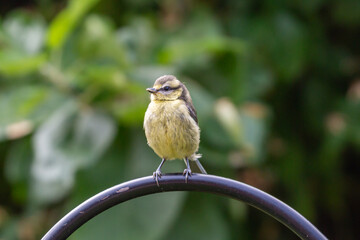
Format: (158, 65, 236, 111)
(144, 100, 199, 159)
(146, 100, 187, 131)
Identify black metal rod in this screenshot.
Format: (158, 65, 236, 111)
(42, 174, 327, 240)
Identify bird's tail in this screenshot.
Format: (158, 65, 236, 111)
(189, 153, 207, 174)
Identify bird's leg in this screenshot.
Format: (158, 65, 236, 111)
(153, 158, 166, 187)
(183, 157, 192, 183)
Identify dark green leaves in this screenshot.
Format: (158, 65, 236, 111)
(1, 1, 359, 239)
(31, 102, 116, 204)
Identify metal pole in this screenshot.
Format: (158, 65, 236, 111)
(42, 174, 327, 240)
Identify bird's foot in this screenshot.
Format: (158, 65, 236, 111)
(183, 168, 192, 183)
(153, 170, 162, 187)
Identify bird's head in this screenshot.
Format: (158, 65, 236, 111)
(147, 75, 184, 101)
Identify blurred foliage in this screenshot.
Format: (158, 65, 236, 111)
(0, 0, 360, 239)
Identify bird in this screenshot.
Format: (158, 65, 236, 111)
(144, 75, 207, 186)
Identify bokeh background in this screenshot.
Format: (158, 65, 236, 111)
(0, 0, 360, 239)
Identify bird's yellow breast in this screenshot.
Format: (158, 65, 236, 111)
(144, 100, 200, 160)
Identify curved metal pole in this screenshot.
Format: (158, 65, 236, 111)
(42, 174, 327, 240)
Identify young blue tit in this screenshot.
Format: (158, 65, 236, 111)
(144, 75, 207, 186)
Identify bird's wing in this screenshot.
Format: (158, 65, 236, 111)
(179, 83, 198, 125)
(185, 101, 198, 124)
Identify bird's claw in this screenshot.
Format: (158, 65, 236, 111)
(183, 168, 192, 183)
(153, 170, 162, 187)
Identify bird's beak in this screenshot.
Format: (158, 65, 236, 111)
(146, 88, 157, 93)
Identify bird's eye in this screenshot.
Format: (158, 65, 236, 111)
(163, 86, 171, 91)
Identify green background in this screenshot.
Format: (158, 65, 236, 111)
(0, 0, 359, 239)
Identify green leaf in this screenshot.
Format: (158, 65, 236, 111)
(243, 63, 273, 99)
(213, 99, 269, 164)
(4, 138, 32, 204)
(332, 0, 360, 26)
(0, 85, 64, 140)
(116, 18, 156, 64)
(249, 12, 309, 80)
(162, 193, 231, 240)
(47, 0, 100, 49)
(214, 98, 243, 146)
(2, 11, 46, 54)
(159, 37, 245, 65)
(0, 50, 46, 76)
(70, 192, 185, 240)
(239, 103, 270, 163)
(78, 64, 127, 90)
(75, 15, 128, 66)
(157, 10, 245, 65)
(0, 11, 47, 76)
(31, 102, 116, 205)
